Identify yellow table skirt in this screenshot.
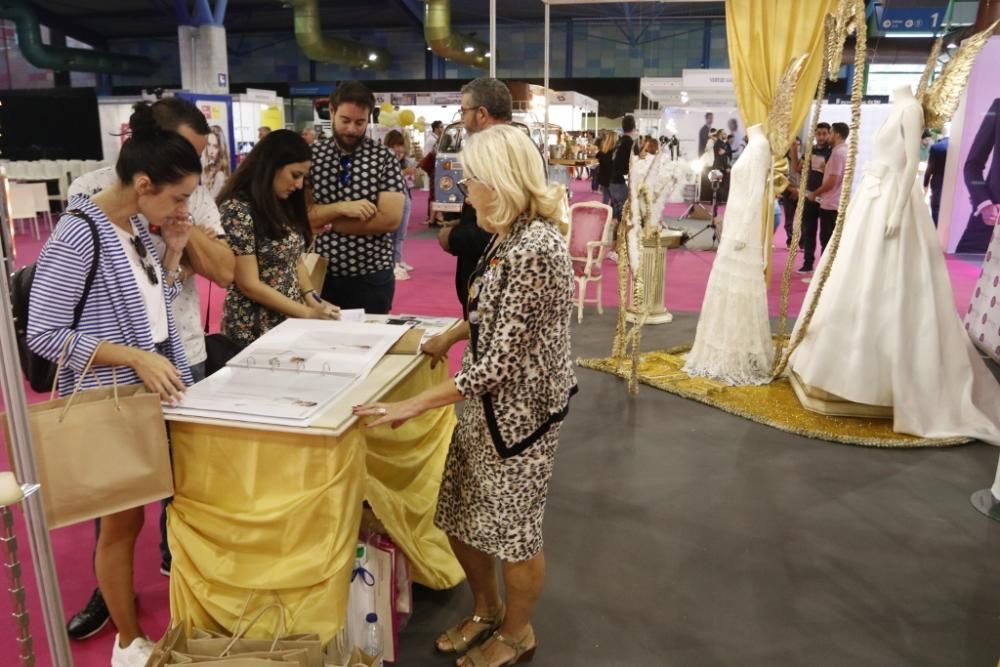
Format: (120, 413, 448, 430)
(167, 358, 463, 642)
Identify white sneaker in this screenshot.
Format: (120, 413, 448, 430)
(111, 635, 154, 667)
(393, 265, 411, 281)
(400, 261, 414, 271)
(606, 251, 618, 264)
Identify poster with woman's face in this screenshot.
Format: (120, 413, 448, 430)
(201, 124, 231, 199)
(193, 100, 234, 198)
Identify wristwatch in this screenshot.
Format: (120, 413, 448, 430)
(166, 266, 184, 283)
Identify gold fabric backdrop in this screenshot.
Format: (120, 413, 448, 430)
(725, 0, 835, 147)
(726, 0, 836, 272)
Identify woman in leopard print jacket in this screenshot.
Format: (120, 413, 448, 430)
(355, 124, 575, 667)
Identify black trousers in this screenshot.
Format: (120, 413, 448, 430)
(817, 208, 838, 257)
(321, 267, 395, 314)
(800, 199, 822, 268)
(782, 194, 798, 245)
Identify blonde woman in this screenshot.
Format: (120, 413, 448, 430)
(355, 124, 576, 667)
(201, 124, 231, 198)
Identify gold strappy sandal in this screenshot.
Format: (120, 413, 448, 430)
(434, 602, 506, 655)
(458, 628, 537, 667)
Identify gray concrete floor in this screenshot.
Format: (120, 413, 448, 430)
(398, 311, 1000, 667)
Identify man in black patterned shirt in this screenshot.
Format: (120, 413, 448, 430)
(307, 80, 405, 314)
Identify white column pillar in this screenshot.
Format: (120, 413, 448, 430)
(178, 24, 230, 94)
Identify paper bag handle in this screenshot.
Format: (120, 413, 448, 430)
(305, 234, 318, 254)
(48, 335, 77, 399)
(57, 343, 122, 422)
(222, 592, 287, 656)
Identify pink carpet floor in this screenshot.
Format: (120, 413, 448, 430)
(0, 179, 982, 666)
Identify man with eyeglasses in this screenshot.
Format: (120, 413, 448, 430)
(307, 80, 406, 314)
(438, 76, 513, 312)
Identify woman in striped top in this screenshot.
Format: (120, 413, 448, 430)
(27, 102, 202, 667)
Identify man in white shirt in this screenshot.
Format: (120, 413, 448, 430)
(423, 120, 443, 156)
(64, 96, 234, 642)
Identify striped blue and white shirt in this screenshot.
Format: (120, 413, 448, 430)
(27, 196, 192, 396)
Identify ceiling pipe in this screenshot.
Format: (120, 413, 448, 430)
(425, 0, 489, 68)
(0, 0, 158, 76)
(290, 0, 390, 70)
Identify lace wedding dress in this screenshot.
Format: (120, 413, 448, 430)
(789, 85, 1000, 445)
(684, 124, 774, 385)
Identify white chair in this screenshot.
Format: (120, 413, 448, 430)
(36, 160, 60, 180)
(566, 202, 615, 323)
(28, 182, 53, 233)
(3, 161, 24, 179)
(23, 162, 44, 180)
(9, 183, 40, 239)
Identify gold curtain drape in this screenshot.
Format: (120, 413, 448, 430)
(725, 0, 836, 274)
(725, 0, 834, 139)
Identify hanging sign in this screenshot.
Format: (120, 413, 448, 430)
(876, 1, 949, 32)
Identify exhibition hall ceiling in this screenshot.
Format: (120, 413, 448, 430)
(30, 0, 726, 44)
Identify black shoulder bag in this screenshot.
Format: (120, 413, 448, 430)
(10, 209, 100, 392)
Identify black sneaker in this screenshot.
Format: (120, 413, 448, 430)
(159, 560, 171, 577)
(66, 588, 109, 641)
(796, 265, 813, 274)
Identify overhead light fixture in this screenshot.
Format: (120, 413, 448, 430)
(947, 41, 958, 48)
(368, 53, 378, 61)
(426, 46, 432, 51)
(463, 45, 475, 53)
(485, 52, 491, 58)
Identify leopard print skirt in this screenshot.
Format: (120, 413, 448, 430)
(434, 399, 561, 562)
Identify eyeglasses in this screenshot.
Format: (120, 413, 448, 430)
(457, 176, 485, 197)
(339, 155, 353, 185)
(459, 106, 482, 116)
(131, 235, 159, 286)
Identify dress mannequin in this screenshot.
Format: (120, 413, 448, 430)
(789, 85, 1000, 445)
(685, 123, 773, 384)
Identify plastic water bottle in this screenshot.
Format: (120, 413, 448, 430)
(362, 612, 383, 666)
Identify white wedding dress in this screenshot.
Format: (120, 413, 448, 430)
(684, 124, 774, 385)
(789, 85, 1000, 446)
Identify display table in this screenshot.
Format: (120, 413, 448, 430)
(164, 350, 463, 642)
(548, 157, 599, 169)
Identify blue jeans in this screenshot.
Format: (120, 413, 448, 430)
(393, 196, 411, 264)
(608, 183, 628, 220)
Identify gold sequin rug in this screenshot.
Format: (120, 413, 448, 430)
(577, 345, 971, 448)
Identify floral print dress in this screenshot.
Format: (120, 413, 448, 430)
(220, 197, 306, 348)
